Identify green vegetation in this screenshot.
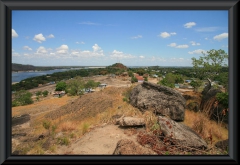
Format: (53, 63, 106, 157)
(190, 80, 202, 92)
(66, 76, 85, 96)
(216, 92, 228, 109)
(55, 81, 67, 91)
(191, 49, 228, 80)
(131, 76, 138, 83)
(12, 90, 33, 107)
(42, 90, 49, 97)
(36, 91, 42, 96)
(158, 73, 184, 88)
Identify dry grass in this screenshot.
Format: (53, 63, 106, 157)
(184, 109, 228, 145)
(58, 121, 77, 132)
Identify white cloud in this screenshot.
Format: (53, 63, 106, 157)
(79, 21, 100, 25)
(23, 46, 32, 51)
(110, 50, 136, 59)
(56, 45, 69, 54)
(47, 34, 55, 38)
(36, 46, 48, 54)
(92, 44, 101, 52)
(171, 57, 184, 60)
(190, 41, 201, 46)
(76, 41, 85, 44)
(184, 22, 196, 28)
(12, 29, 18, 38)
(70, 44, 104, 58)
(33, 33, 46, 43)
(131, 35, 142, 39)
(188, 49, 206, 54)
(12, 49, 14, 52)
(195, 27, 218, 32)
(158, 32, 177, 38)
(205, 38, 208, 40)
(168, 43, 177, 47)
(158, 32, 171, 38)
(170, 32, 177, 35)
(149, 56, 166, 62)
(12, 52, 20, 57)
(175, 45, 189, 48)
(139, 56, 145, 59)
(213, 33, 228, 41)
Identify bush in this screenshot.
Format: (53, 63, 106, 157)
(12, 90, 33, 107)
(42, 90, 49, 97)
(216, 92, 228, 109)
(131, 76, 138, 83)
(55, 81, 67, 91)
(36, 91, 42, 96)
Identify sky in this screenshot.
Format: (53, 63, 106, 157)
(12, 10, 228, 67)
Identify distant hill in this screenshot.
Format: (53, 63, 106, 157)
(12, 63, 36, 71)
(108, 63, 127, 70)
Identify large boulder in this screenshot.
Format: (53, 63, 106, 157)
(158, 116, 207, 149)
(130, 82, 186, 121)
(113, 139, 157, 155)
(115, 116, 145, 127)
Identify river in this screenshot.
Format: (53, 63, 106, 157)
(12, 69, 77, 83)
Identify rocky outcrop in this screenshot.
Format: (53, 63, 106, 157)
(113, 139, 157, 155)
(129, 82, 186, 121)
(158, 116, 207, 149)
(115, 116, 145, 127)
(12, 114, 30, 127)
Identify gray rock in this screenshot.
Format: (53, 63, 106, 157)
(130, 82, 186, 121)
(215, 139, 228, 151)
(117, 116, 145, 127)
(158, 116, 207, 149)
(113, 139, 157, 155)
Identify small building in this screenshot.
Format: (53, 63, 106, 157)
(152, 74, 158, 78)
(53, 91, 65, 97)
(185, 80, 192, 83)
(99, 83, 107, 88)
(136, 76, 144, 83)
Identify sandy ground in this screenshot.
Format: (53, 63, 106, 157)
(54, 124, 142, 155)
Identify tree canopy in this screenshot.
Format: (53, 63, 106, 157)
(55, 81, 67, 91)
(191, 49, 228, 80)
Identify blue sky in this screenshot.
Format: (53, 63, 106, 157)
(12, 10, 228, 66)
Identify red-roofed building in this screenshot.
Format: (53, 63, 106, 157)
(135, 76, 144, 83)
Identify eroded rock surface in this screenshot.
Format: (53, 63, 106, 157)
(130, 82, 186, 121)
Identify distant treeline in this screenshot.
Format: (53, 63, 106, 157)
(12, 63, 228, 92)
(12, 63, 87, 72)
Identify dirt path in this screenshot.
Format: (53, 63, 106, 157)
(55, 124, 141, 155)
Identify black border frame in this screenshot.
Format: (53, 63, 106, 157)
(0, 0, 239, 164)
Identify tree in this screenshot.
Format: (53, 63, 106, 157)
(190, 80, 202, 92)
(12, 90, 33, 107)
(214, 72, 228, 92)
(175, 74, 184, 84)
(131, 76, 138, 83)
(55, 81, 67, 91)
(144, 77, 148, 82)
(66, 76, 85, 96)
(191, 49, 228, 80)
(42, 90, 49, 97)
(85, 80, 98, 90)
